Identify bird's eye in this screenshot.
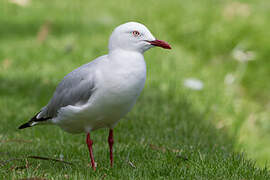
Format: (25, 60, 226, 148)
(132, 31, 140, 37)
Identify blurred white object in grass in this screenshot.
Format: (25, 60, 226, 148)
(224, 73, 235, 85)
(184, 78, 204, 90)
(233, 48, 255, 62)
(9, 0, 30, 6)
(59, 154, 64, 161)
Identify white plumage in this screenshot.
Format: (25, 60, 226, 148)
(54, 50, 146, 133)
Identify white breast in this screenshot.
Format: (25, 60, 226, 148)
(99, 51, 146, 105)
(87, 51, 146, 126)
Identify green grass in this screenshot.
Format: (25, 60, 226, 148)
(1, 0, 270, 179)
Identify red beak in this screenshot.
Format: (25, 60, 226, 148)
(147, 39, 171, 49)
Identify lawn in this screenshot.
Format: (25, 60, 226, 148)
(1, 0, 270, 179)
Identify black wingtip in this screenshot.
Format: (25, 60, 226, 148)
(18, 122, 31, 129)
(18, 111, 52, 130)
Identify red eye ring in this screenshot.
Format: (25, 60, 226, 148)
(132, 31, 140, 37)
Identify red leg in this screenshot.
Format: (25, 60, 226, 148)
(86, 132, 96, 171)
(108, 129, 114, 167)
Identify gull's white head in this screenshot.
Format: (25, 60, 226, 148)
(108, 22, 171, 53)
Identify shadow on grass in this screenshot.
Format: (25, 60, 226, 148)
(127, 86, 235, 153)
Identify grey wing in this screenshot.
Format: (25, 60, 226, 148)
(17, 55, 107, 129)
(45, 72, 95, 118)
(38, 57, 103, 119)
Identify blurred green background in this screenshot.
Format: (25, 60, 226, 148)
(1, 0, 270, 179)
